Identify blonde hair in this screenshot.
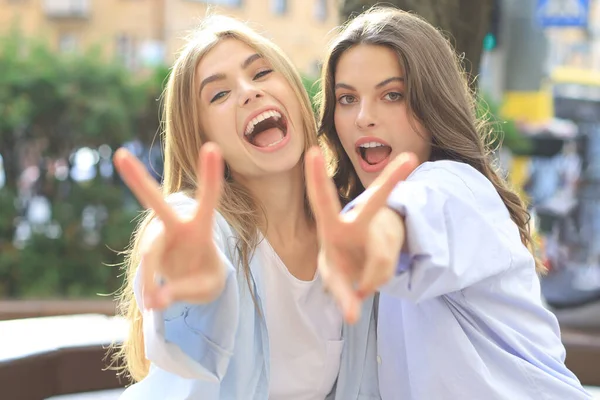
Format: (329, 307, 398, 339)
(112, 14, 318, 382)
(317, 7, 545, 274)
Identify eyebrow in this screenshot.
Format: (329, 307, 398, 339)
(199, 53, 264, 95)
(334, 76, 404, 91)
(242, 53, 263, 69)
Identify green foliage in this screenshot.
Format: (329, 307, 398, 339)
(302, 75, 321, 112)
(0, 31, 168, 298)
(0, 31, 154, 182)
(476, 94, 532, 155)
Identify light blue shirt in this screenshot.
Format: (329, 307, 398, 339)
(119, 193, 380, 400)
(348, 160, 591, 400)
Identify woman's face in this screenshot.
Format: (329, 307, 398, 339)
(196, 38, 305, 180)
(333, 44, 431, 187)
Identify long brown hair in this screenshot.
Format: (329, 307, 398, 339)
(112, 14, 318, 383)
(317, 7, 544, 273)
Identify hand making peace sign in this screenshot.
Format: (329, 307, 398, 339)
(113, 143, 226, 310)
(305, 147, 418, 323)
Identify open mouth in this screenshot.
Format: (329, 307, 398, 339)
(357, 141, 392, 166)
(244, 110, 288, 148)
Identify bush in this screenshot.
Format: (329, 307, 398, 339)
(0, 31, 168, 298)
(476, 94, 532, 155)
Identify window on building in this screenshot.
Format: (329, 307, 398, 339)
(139, 40, 166, 67)
(43, 0, 90, 18)
(310, 60, 322, 77)
(314, 0, 327, 22)
(58, 33, 78, 53)
(272, 0, 286, 15)
(116, 34, 136, 69)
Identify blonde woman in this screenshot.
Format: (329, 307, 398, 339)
(307, 7, 592, 400)
(113, 14, 409, 400)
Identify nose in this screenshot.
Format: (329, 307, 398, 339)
(239, 81, 264, 107)
(355, 101, 376, 129)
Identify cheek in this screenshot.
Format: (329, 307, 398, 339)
(333, 114, 350, 148)
(417, 130, 433, 160)
(389, 108, 426, 144)
(202, 120, 239, 153)
(209, 105, 237, 134)
(276, 80, 299, 109)
(201, 121, 220, 144)
(405, 122, 432, 160)
(388, 106, 411, 128)
(334, 107, 353, 139)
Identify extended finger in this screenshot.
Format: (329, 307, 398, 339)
(139, 230, 167, 310)
(193, 143, 224, 234)
(319, 252, 361, 324)
(305, 147, 342, 234)
(357, 215, 404, 298)
(354, 152, 418, 226)
(114, 148, 179, 230)
(357, 252, 395, 300)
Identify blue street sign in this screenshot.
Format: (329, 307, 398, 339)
(536, 0, 590, 27)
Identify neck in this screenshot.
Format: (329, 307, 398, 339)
(234, 163, 313, 244)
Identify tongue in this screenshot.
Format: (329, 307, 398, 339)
(364, 147, 390, 165)
(253, 128, 284, 148)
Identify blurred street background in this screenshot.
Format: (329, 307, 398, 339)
(1, 0, 600, 399)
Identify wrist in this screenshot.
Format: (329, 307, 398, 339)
(373, 207, 405, 250)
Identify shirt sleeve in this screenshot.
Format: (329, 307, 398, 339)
(349, 162, 516, 303)
(133, 193, 240, 382)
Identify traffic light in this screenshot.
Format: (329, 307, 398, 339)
(484, 0, 501, 51)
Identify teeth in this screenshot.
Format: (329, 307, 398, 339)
(359, 142, 385, 148)
(245, 110, 282, 136)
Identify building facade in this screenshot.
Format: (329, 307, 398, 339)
(0, 0, 339, 76)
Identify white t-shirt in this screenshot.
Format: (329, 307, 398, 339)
(258, 238, 344, 400)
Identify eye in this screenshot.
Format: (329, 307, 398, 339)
(384, 92, 403, 101)
(338, 95, 356, 105)
(254, 69, 273, 80)
(210, 91, 229, 103)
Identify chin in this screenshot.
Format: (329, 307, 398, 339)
(348, 161, 371, 188)
(358, 174, 374, 189)
(259, 141, 304, 174)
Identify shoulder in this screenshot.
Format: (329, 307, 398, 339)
(406, 161, 509, 216)
(410, 161, 481, 187)
(410, 161, 499, 198)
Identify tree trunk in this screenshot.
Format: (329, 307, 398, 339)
(341, 0, 493, 92)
